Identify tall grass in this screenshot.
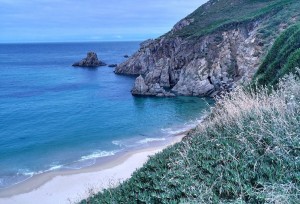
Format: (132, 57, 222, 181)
(81, 71, 300, 203)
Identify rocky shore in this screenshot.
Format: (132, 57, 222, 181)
(131, 75, 175, 97)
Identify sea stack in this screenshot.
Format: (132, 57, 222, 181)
(72, 52, 106, 67)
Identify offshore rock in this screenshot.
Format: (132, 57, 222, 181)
(72, 52, 106, 67)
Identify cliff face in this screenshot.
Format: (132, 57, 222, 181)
(116, 21, 262, 97)
(115, 0, 299, 97)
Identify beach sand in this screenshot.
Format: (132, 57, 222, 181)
(0, 135, 184, 204)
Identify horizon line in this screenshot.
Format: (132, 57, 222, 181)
(0, 39, 149, 45)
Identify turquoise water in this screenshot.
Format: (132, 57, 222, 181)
(0, 42, 213, 189)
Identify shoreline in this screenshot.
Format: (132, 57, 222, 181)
(0, 133, 186, 204)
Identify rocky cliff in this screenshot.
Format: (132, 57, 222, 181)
(115, 0, 300, 97)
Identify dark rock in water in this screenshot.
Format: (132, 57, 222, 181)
(131, 75, 175, 97)
(108, 64, 117, 68)
(72, 52, 106, 67)
(124, 55, 129, 58)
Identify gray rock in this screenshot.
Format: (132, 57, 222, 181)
(163, 92, 176, 97)
(72, 52, 106, 67)
(171, 18, 194, 33)
(140, 39, 155, 49)
(131, 75, 150, 96)
(131, 75, 175, 97)
(148, 83, 164, 94)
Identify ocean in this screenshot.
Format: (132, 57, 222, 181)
(0, 42, 213, 189)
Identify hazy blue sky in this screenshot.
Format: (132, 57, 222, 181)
(0, 0, 208, 43)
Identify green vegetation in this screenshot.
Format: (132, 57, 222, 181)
(170, 0, 300, 40)
(253, 24, 300, 87)
(81, 71, 300, 203)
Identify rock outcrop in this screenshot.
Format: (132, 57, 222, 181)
(73, 52, 106, 67)
(131, 75, 175, 97)
(115, 20, 264, 97)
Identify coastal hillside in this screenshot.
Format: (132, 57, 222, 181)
(115, 0, 300, 97)
(80, 29, 300, 202)
(81, 72, 300, 203)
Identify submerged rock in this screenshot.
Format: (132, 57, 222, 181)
(72, 52, 106, 67)
(108, 64, 117, 68)
(124, 55, 129, 58)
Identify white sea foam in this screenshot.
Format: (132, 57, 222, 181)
(161, 118, 205, 135)
(112, 140, 122, 146)
(21, 172, 35, 176)
(1, 150, 119, 189)
(137, 137, 166, 144)
(161, 127, 187, 135)
(48, 165, 63, 171)
(0, 171, 35, 189)
(17, 169, 35, 177)
(79, 150, 117, 161)
(64, 159, 96, 170)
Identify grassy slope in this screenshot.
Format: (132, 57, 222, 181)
(253, 24, 300, 87)
(170, 0, 299, 40)
(81, 72, 300, 204)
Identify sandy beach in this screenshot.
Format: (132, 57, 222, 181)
(0, 135, 184, 204)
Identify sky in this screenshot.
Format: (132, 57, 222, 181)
(0, 0, 208, 43)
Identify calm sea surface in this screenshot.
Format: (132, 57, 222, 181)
(0, 42, 213, 189)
